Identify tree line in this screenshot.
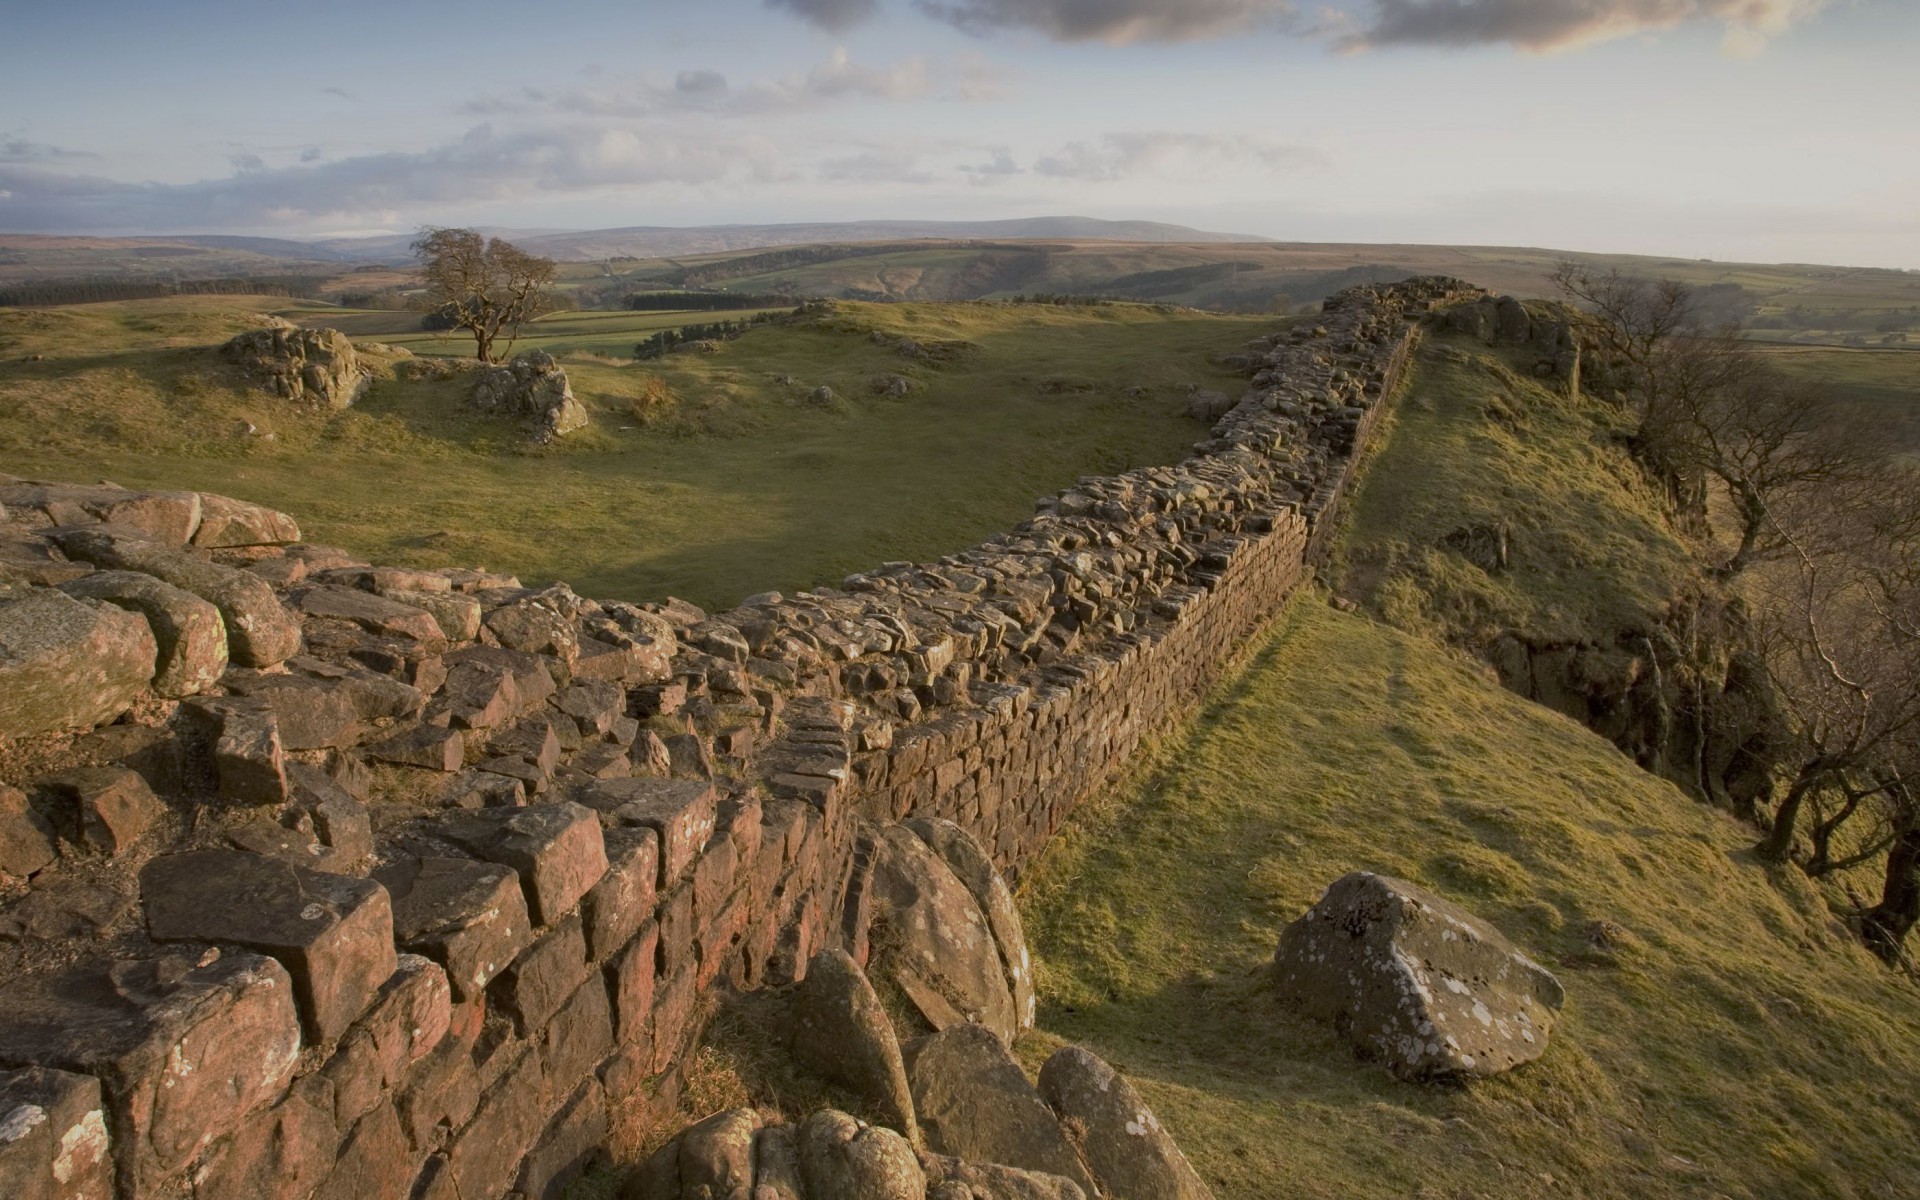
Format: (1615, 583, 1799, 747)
(0, 275, 328, 307)
(624, 291, 796, 312)
(1557, 263, 1920, 963)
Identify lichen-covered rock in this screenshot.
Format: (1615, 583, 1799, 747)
(907, 1025, 1093, 1196)
(190, 494, 302, 548)
(222, 321, 368, 409)
(867, 825, 1017, 1045)
(797, 1110, 924, 1200)
(920, 1153, 1087, 1200)
(1273, 872, 1565, 1080)
(1037, 1047, 1212, 1200)
(0, 1066, 113, 1200)
(470, 351, 588, 443)
(903, 818, 1034, 1032)
(787, 949, 918, 1144)
(53, 529, 301, 668)
(0, 479, 202, 543)
(60, 570, 227, 698)
(0, 588, 158, 737)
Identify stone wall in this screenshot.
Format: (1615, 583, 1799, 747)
(0, 277, 1480, 1200)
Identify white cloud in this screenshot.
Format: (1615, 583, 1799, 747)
(1033, 132, 1324, 181)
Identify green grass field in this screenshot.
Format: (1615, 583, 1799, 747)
(1013, 333, 1920, 1199)
(0, 295, 1272, 608)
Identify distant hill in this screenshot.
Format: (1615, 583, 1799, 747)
(507, 217, 1268, 261)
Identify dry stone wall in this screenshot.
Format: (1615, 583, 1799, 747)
(0, 277, 1480, 1200)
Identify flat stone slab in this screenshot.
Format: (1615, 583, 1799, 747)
(141, 850, 397, 1043)
(1273, 872, 1565, 1080)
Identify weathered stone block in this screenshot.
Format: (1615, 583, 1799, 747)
(379, 857, 532, 1002)
(516, 1083, 607, 1200)
(444, 1046, 548, 1200)
(142, 850, 398, 1043)
(435, 802, 607, 925)
(539, 973, 613, 1094)
(605, 921, 658, 1041)
(0, 784, 57, 880)
(581, 827, 659, 962)
(0, 1066, 112, 1200)
(1038, 1046, 1212, 1200)
(53, 529, 300, 667)
(320, 954, 452, 1128)
(0, 589, 158, 737)
(60, 570, 226, 698)
(191, 1075, 336, 1200)
(909, 1024, 1092, 1193)
(293, 585, 444, 645)
(190, 493, 301, 548)
(493, 914, 588, 1034)
(0, 953, 302, 1194)
(576, 778, 715, 888)
(311, 1100, 410, 1200)
(363, 724, 464, 773)
(33, 766, 162, 856)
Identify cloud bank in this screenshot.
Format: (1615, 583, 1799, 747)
(914, 0, 1296, 43)
(1340, 0, 1835, 53)
(764, 0, 882, 31)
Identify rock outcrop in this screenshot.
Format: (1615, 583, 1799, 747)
(221, 321, 368, 409)
(470, 351, 588, 443)
(1273, 872, 1565, 1080)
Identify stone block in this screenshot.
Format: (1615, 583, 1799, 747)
(186, 698, 290, 805)
(395, 1040, 480, 1153)
(292, 585, 445, 645)
(574, 778, 715, 888)
(0, 953, 302, 1194)
(142, 850, 398, 1043)
(32, 766, 162, 856)
(311, 1100, 410, 1200)
(493, 914, 588, 1035)
(379, 856, 532, 1002)
(0, 1066, 112, 1200)
(60, 570, 226, 698)
(444, 1047, 548, 1200)
(538, 973, 613, 1095)
(364, 724, 464, 773)
(190, 1075, 336, 1200)
(605, 921, 658, 1041)
(516, 1083, 607, 1200)
(435, 802, 607, 925)
(582, 827, 659, 962)
(320, 955, 452, 1127)
(0, 784, 57, 880)
(0, 589, 158, 737)
(383, 589, 482, 643)
(190, 493, 301, 548)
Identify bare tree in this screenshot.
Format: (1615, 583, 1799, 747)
(1749, 470, 1920, 867)
(412, 227, 556, 363)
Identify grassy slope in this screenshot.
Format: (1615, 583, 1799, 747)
(0, 296, 1269, 608)
(1329, 337, 1701, 646)
(1014, 336, 1920, 1199)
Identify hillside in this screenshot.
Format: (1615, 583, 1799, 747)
(1014, 331, 1920, 1198)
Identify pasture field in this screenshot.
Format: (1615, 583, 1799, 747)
(0, 295, 1271, 608)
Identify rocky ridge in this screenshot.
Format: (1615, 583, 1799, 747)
(0, 276, 1483, 1200)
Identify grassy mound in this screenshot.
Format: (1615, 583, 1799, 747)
(1016, 600, 1920, 1199)
(0, 297, 1271, 607)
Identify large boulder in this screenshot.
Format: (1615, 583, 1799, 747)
(920, 1154, 1087, 1200)
(221, 321, 367, 409)
(1038, 1047, 1213, 1200)
(470, 351, 588, 443)
(190, 494, 302, 548)
(797, 1110, 924, 1200)
(1273, 872, 1565, 1080)
(787, 949, 918, 1144)
(0, 589, 158, 737)
(907, 1025, 1093, 1196)
(867, 825, 1017, 1045)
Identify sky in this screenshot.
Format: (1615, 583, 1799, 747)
(1, 0, 1915, 268)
